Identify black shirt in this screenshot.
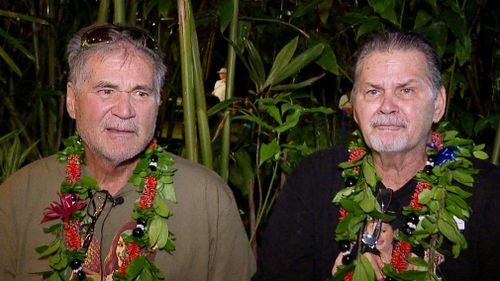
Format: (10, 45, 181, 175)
(254, 146, 500, 281)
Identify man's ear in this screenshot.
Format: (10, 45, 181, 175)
(66, 82, 76, 119)
(433, 86, 446, 123)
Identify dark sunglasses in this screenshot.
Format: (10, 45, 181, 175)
(80, 25, 157, 51)
(81, 190, 112, 249)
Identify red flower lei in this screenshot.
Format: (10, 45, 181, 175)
(38, 135, 176, 280)
(335, 130, 459, 279)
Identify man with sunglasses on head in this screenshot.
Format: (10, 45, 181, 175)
(254, 31, 499, 281)
(0, 24, 255, 281)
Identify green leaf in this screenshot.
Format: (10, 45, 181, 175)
(126, 255, 147, 279)
(243, 39, 266, 88)
(218, 0, 234, 33)
(437, 217, 460, 244)
(158, 182, 177, 203)
(264, 43, 324, 88)
(360, 197, 375, 213)
(39, 240, 61, 258)
(362, 156, 377, 187)
(472, 150, 488, 160)
(47, 272, 63, 281)
(451, 169, 474, 186)
(266, 37, 299, 85)
(270, 73, 326, 92)
(148, 216, 161, 248)
(414, 9, 432, 29)
(154, 196, 170, 218)
(418, 188, 433, 205)
(356, 17, 385, 40)
(0, 45, 22, 77)
(261, 103, 282, 124)
(259, 140, 280, 166)
(353, 254, 376, 281)
(368, 0, 398, 26)
(407, 256, 428, 267)
(315, 44, 339, 75)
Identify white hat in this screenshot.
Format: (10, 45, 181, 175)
(217, 67, 227, 74)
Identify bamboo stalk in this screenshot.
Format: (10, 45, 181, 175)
(219, 0, 239, 181)
(492, 120, 500, 165)
(97, 0, 110, 23)
(113, 0, 126, 24)
(178, 0, 198, 161)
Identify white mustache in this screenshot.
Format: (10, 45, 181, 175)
(370, 115, 408, 128)
(102, 120, 138, 132)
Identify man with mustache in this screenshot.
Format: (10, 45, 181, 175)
(254, 31, 499, 280)
(0, 24, 255, 280)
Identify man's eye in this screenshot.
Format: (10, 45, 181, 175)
(401, 88, 413, 95)
(135, 90, 150, 97)
(367, 89, 379, 96)
(98, 89, 114, 95)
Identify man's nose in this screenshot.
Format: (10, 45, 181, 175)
(111, 91, 135, 119)
(378, 93, 399, 114)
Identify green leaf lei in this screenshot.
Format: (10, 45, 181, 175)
(36, 135, 176, 281)
(331, 124, 488, 281)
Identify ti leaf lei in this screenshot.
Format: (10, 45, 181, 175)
(330, 124, 488, 281)
(36, 135, 177, 281)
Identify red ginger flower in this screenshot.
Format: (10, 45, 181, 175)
(41, 193, 87, 223)
(391, 241, 411, 272)
(148, 138, 157, 150)
(65, 154, 81, 184)
(348, 147, 365, 162)
(338, 207, 349, 221)
(64, 219, 81, 250)
(139, 175, 157, 209)
(409, 181, 431, 208)
(343, 272, 353, 281)
(431, 131, 444, 151)
(118, 242, 142, 275)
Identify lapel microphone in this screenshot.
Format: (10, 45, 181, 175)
(111, 196, 124, 207)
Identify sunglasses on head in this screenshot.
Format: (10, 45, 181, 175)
(80, 25, 157, 51)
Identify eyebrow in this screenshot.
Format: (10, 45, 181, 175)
(93, 81, 153, 93)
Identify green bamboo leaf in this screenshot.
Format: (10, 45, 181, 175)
(264, 43, 325, 88)
(218, 0, 234, 33)
(270, 73, 326, 92)
(0, 45, 22, 77)
(243, 39, 266, 89)
(259, 140, 280, 166)
(0, 27, 35, 62)
(266, 37, 299, 84)
(0, 9, 51, 25)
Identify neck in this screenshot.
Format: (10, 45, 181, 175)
(84, 148, 140, 195)
(372, 146, 427, 191)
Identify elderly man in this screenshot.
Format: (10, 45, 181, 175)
(255, 31, 499, 280)
(0, 24, 255, 280)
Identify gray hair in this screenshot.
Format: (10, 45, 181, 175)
(67, 24, 166, 104)
(351, 31, 442, 100)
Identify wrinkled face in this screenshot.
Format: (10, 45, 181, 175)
(352, 50, 445, 153)
(67, 48, 158, 164)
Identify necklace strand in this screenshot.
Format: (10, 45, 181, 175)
(37, 136, 176, 281)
